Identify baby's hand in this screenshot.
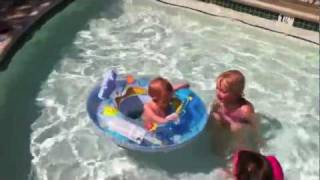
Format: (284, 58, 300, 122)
(230, 122, 244, 133)
(180, 82, 190, 89)
(173, 83, 190, 91)
(165, 113, 179, 121)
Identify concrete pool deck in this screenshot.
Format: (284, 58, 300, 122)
(157, 0, 319, 44)
(232, 0, 319, 23)
(0, 0, 319, 69)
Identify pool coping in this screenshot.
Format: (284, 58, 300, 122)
(232, 0, 319, 23)
(0, 0, 74, 70)
(157, 0, 319, 45)
(0, 0, 318, 70)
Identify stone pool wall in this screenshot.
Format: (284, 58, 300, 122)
(157, 0, 319, 44)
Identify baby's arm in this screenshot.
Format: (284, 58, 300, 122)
(239, 103, 264, 147)
(173, 82, 189, 91)
(211, 101, 230, 127)
(241, 103, 256, 129)
(245, 105, 264, 146)
(143, 104, 178, 124)
(228, 104, 255, 133)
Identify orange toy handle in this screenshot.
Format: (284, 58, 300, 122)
(127, 75, 135, 84)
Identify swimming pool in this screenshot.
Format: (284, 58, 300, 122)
(0, 0, 318, 179)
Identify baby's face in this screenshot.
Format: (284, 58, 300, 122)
(160, 91, 173, 106)
(216, 83, 239, 103)
(152, 90, 173, 109)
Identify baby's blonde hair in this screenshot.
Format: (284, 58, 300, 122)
(217, 70, 245, 96)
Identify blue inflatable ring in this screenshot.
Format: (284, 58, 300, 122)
(86, 76, 208, 152)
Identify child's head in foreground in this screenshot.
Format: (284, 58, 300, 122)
(233, 150, 284, 180)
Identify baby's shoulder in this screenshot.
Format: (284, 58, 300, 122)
(144, 101, 155, 111)
(143, 102, 157, 119)
(240, 98, 254, 111)
(144, 101, 159, 112)
(239, 100, 255, 119)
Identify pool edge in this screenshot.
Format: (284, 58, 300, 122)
(0, 0, 75, 71)
(156, 0, 319, 45)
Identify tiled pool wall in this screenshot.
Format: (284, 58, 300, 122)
(199, 0, 319, 32)
(293, 17, 319, 31)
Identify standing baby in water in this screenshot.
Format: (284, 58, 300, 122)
(211, 70, 256, 131)
(209, 70, 260, 152)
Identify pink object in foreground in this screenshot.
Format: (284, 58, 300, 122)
(266, 155, 284, 180)
(232, 150, 284, 180)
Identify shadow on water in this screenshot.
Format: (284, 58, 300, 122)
(0, 0, 124, 180)
(126, 131, 226, 176)
(258, 113, 283, 141)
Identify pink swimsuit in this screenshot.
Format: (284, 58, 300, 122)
(266, 155, 284, 180)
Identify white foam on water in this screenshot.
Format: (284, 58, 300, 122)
(30, 0, 319, 179)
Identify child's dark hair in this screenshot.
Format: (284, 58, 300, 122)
(148, 77, 173, 108)
(234, 150, 273, 180)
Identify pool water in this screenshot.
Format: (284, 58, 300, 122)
(0, 0, 318, 179)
